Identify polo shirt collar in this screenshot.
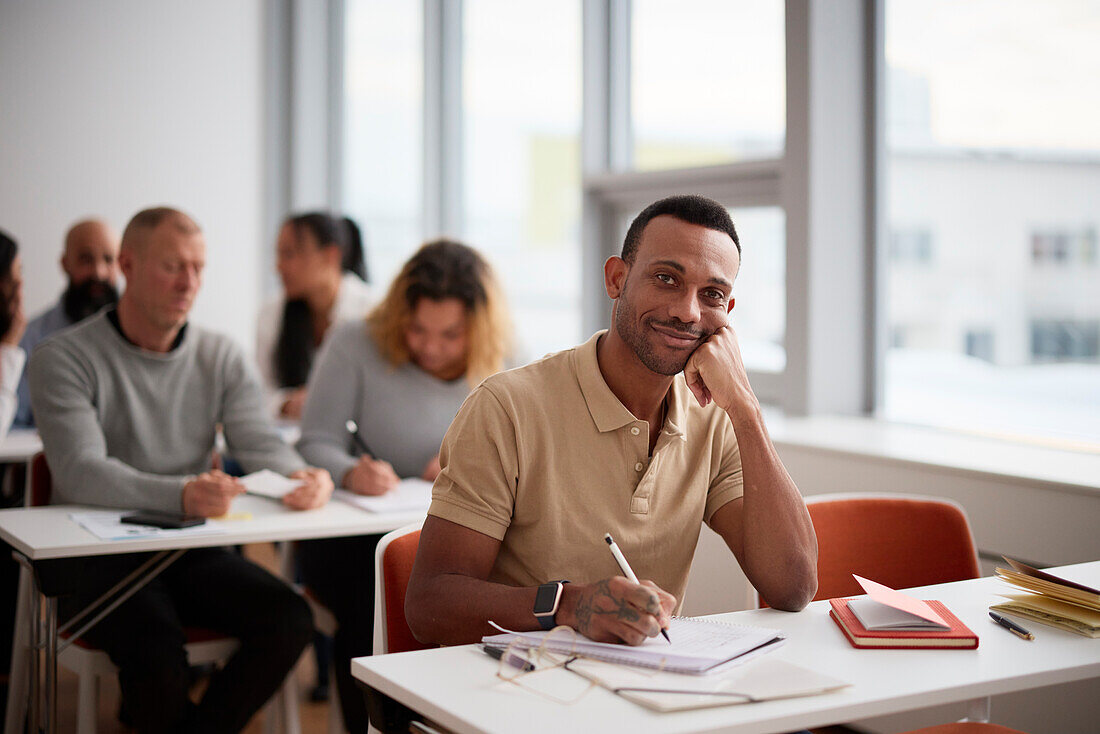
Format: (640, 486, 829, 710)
(663, 377, 689, 441)
(574, 330, 688, 441)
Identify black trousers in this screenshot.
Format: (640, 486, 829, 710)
(58, 547, 312, 734)
(297, 534, 382, 733)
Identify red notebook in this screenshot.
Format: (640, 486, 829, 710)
(829, 598, 979, 649)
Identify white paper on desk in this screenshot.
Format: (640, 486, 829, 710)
(240, 469, 302, 499)
(70, 512, 227, 541)
(853, 574, 949, 627)
(848, 598, 949, 631)
(564, 657, 849, 712)
(334, 478, 433, 513)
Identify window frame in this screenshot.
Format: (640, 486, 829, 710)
(318, 0, 880, 415)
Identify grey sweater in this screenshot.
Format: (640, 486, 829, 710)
(297, 321, 471, 484)
(28, 310, 305, 512)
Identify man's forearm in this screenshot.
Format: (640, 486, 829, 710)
(726, 403, 818, 610)
(405, 573, 540, 646)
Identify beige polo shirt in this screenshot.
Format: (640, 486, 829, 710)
(428, 331, 744, 606)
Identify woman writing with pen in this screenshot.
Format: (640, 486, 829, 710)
(295, 239, 514, 731)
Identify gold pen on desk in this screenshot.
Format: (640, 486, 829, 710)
(989, 611, 1034, 640)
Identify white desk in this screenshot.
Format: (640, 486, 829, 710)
(0, 429, 42, 464)
(0, 494, 422, 560)
(352, 561, 1100, 734)
(0, 494, 425, 734)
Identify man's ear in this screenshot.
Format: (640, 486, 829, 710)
(604, 256, 628, 299)
(727, 297, 736, 314)
(117, 249, 135, 281)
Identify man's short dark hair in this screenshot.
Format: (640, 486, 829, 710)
(621, 194, 740, 263)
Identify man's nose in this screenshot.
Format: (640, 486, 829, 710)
(667, 292, 701, 324)
(178, 268, 200, 291)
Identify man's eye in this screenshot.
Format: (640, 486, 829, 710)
(704, 290, 725, 301)
(655, 273, 674, 284)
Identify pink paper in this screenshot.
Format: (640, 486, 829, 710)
(853, 574, 949, 627)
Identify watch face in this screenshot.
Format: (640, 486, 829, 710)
(534, 582, 561, 613)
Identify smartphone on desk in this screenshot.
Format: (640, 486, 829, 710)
(121, 510, 206, 529)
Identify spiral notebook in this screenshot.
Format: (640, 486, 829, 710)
(481, 617, 783, 675)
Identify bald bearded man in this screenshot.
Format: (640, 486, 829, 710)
(15, 218, 120, 427)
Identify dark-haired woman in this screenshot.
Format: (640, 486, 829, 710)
(296, 239, 514, 731)
(255, 212, 374, 419)
(0, 231, 26, 440)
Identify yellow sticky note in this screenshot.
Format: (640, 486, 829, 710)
(214, 512, 253, 522)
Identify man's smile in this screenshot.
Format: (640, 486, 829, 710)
(650, 321, 703, 349)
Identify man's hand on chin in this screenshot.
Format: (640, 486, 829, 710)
(683, 325, 757, 413)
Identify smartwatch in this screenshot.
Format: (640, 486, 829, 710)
(533, 580, 569, 630)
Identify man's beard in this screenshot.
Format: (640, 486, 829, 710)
(614, 294, 709, 376)
(62, 279, 120, 323)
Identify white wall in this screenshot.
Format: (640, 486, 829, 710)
(0, 0, 266, 352)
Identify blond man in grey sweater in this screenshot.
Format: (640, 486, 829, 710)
(29, 207, 332, 734)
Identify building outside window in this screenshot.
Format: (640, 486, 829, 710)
(883, 0, 1100, 447)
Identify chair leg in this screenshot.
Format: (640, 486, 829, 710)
(280, 671, 301, 734)
(3, 566, 31, 734)
(262, 670, 302, 734)
(75, 673, 100, 734)
(328, 673, 344, 734)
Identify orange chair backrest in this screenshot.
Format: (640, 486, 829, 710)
(807, 495, 981, 602)
(30, 453, 51, 507)
(381, 529, 434, 654)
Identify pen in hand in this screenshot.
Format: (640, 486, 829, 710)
(345, 420, 375, 458)
(989, 611, 1034, 641)
(605, 533, 671, 643)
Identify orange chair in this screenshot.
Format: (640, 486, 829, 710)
(372, 521, 432, 655)
(804, 493, 981, 602)
(798, 494, 1009, 731)
(25, 453, 297, 734)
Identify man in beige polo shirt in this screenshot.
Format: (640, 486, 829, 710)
(407, 194, 818, 646)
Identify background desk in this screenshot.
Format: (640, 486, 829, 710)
(352, 561, 1100, 734)
(0, 429, 41, 465)
(0, 494, 422, 560)
(0, 494, 425, 734)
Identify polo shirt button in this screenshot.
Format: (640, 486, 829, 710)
(630, 426, 640, 436)
(634, 462, 644, 472)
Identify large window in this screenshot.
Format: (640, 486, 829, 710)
(343, 0, 422, 289)
(883, 0, 1100, 446)
(463, 0, 582, 358)
(339, 2, 1097, 450)
(591, 0, 787, 389)
(631, 0, 785, 171)
(343, 0, 581, 360)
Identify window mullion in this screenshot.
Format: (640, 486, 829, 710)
(422, 0, 463, 237)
